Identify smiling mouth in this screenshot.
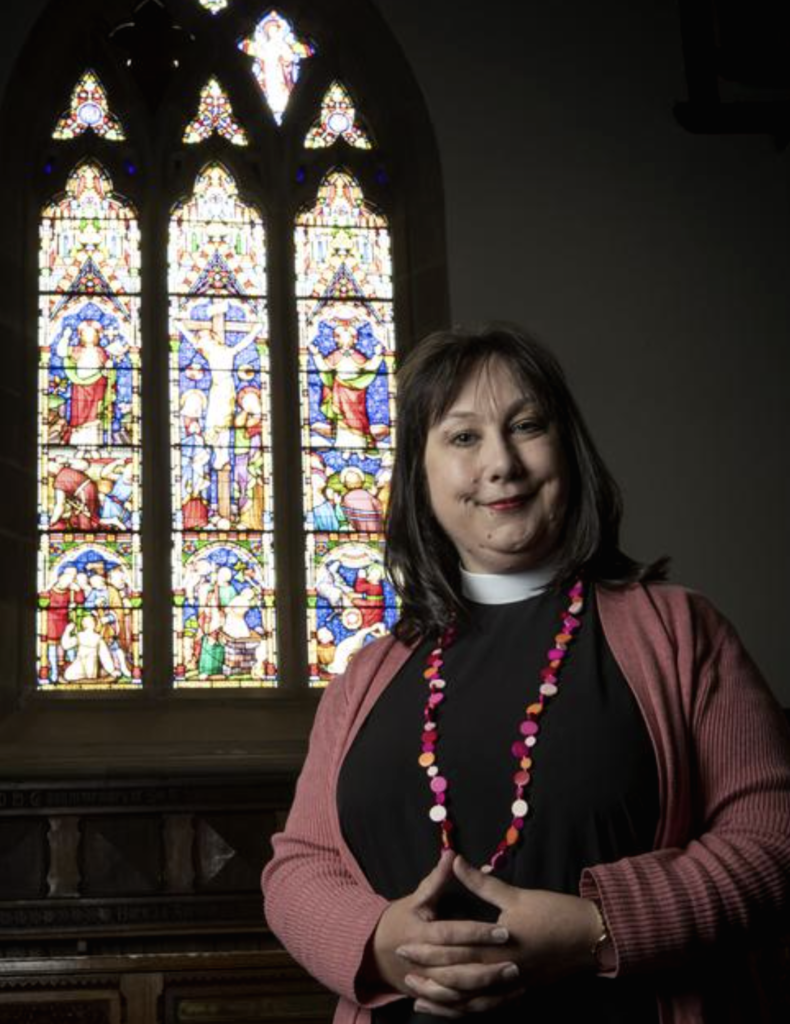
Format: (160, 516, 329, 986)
(483, 495, 530, 512)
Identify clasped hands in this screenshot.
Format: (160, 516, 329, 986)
(371, 851, 602, 1018)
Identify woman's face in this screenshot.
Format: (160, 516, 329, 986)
(423, 357, 568, 575)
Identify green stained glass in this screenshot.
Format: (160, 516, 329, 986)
(296, 170, 397, 685)
(305, 82, 372, 150)
(238, 11, 314, 125)
(37, 162, 143, 690)
(52, 71, 125, 141)
(183, 77, 249, 146)
(199, 0, 229, 13)
(169, 165, 276, 687)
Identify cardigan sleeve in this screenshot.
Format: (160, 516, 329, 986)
(261, 649, 394, 1005)
(580, 612, 790, 976)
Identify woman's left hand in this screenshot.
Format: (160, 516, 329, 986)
(396, 856, 602, 1018)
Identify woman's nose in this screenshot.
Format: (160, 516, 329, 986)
(483, 432, 524, 480)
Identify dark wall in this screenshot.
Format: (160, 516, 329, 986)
(2, 0, 788, 701)
(371, 0, 790, 701)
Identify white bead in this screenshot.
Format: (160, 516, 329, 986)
(429, 804, 447, 822)
(525, 735, 536, 747)
(540, 682, 558, 696)
(511, 799, 529, 818)
(427, 766, 439, 777)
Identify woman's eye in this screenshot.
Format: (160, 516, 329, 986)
(512, 418, 543, 435)
(450, 431, 477, 446)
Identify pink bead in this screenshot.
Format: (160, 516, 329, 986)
(540, 668, 557, 682)
(430, 776, 447, 793)
(429, 693, 444, 706)
(511, 740, 527, 759)
(519, 720, 539, 736)
(548, 648, 565, 660)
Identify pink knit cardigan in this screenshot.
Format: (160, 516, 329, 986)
(262, 584, 790, 1024)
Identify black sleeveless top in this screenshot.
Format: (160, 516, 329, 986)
(338, 588, 660, 1023)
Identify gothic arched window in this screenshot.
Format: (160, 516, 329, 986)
(0, 0, 446, 766)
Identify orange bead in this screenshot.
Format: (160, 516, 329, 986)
(418, 752, 435, 767)
(506, 827, 520, 845)
(527, 703, 542, 715)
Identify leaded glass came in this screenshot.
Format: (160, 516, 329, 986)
(296, 169, 397, 685)
(37, 161, 143, 689)
(238, 11, 314, 125)
(183, 78, 249, 146)
(52, 71, 126, 141)
(169, 164, 277, 687)
(305, 82, 372, 150)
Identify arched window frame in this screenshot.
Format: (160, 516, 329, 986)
(0, 0, 448, 773)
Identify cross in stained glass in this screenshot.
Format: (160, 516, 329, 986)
(238, 11, 314, 125)
(178, 302, 263, 523)
(305, 82, 372, 150)
(183, 78, 249, 146)
(53, 71, 126, 141)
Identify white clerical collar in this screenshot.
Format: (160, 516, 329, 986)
(460, 564, 555, 605)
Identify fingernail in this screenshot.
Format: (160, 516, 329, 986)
(491, 927, 509, 942)
(502, 963, 519, 980)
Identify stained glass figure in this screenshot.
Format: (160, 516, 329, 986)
(169, 164, 276, 686)
(199, 0, 229, 12)
(305, 82, 372, 150)
(183, 77, 249, 146)
(173, 534, 275, 687)
(52, 71, 126, 141)
(238, 11, 314, 125)
(296, 170, 397, 684)
(37, 535, 142, 690)
(37, 162, 142, 690)
(306, 536, 398, 685)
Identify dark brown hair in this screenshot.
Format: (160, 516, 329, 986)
(385, 323, 668, 643)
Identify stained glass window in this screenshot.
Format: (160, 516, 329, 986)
(238, 11, 314, 125)
(169, 163, 276, 687)
(199, 0, 229, 12)
(296, 170, 397, 685)
(52, 71, 126, 141)
(37, 161, 143, 689)
(305, 82, 372, 150)
(183, 78, 249, 146)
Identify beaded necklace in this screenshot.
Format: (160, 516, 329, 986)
(418, 579, 585, 874)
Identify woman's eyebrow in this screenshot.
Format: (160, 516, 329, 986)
(440, 401, 537, 422)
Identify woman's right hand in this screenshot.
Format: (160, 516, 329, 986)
(368, 852, 513, 995)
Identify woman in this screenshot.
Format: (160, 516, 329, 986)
(262, 324, 790, 1023)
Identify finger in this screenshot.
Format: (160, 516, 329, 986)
(422, 919, 510, 947)
(404, 973, 462, 1005)
(413, 999, 463, 1019)
(414, 850, 456, 909)
(413, 1000, 463, 1019)
(452, 855, 513, 910)
(419, 961, 519, 993)
(464, 985, 526, 1014)
(397, 943, 511, 967)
